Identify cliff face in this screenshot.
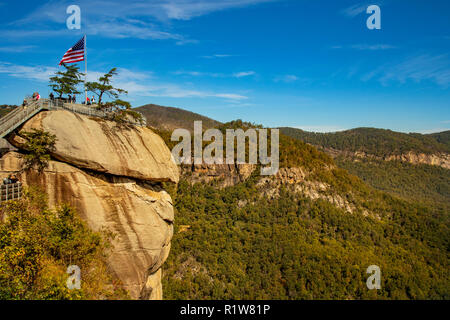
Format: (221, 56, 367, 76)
(0, 110, 179, 299)
(323, 147, 450, 169)
(182, 163, 256, 188)
(182, 164, 361, 215)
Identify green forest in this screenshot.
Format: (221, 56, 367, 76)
(336, 157, 450, 214)
(279, 127, 450, 156)
(161, 122, 450, 300)
(0, 188, 128, 299)
(163, 174, 449, 299)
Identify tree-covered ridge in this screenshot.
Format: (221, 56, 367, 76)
(158, 120, 449, 300)
(136, 104, 221, 132)
(154, 119, 334, 172)
(0, 105, 18, 118)
(279, 127, 450, 156)
(163, 173, 449, 299)
(335, 157, 450, 214)
(429, 131, 450, 150)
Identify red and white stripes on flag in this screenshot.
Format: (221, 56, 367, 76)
(59, 36, 85, 65)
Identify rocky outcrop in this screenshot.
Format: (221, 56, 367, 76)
(322, 147, 450, 169)
(0, 110, 179, 299)
(182, 163, 256, 188)
(385, 152, 450, 169)
(8, 111, 179, 183)
(182, 163, 360, 214)
(257, 167, 358, 214)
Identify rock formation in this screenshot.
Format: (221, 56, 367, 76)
(0, 110, 179, 299)
(182, 163, 256, 188)
(322, 147, 450, 169)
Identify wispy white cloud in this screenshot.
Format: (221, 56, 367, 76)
(98, 69, 248, 100)
(201, 54, 235, 59)
(361, 54, 450, 87)
(1, 20, 185, 41)
(340, 3, 369, 17)
(0, 45, 37, 52)
(0, 62, 57, 82)
(351, 44, 396, 50)
(117, 80, 247, 100)
(274, 74, 298, 83)
(6, 0, 273, 42)
(233, 71, 256, 78)
(174, 70, 256, 78)
(175, 39, 199, 45)
(173, 70, 223, 77)
(332, 44, 396, 51)
(157, 0, 274, 20)
(86, 20, 184, 40)
(14, 0, 274, 24)
(340, 2, 384, 18)
(0, 61, 248, 101)
(105, 69, 249, 100)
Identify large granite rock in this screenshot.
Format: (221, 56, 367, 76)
(8, 110, 179, 183)
(1, 110, 180, 299)
(0, 152, 173, 299)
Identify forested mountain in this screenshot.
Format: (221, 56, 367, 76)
(0, 105, 18, 118)
(129, 105, 449, 300)
(135, 104, 220, 132)
(429, 131, 450, 149)
(276, 126, 450, 212)
(163, 174, 449, 299)
(279, 127, 450, 156)
(335, 157, 450, 213)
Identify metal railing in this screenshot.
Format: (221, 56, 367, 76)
(0, 98, 146, 138)
(0, 100, 44, 138)
(0, 182, 22, 202)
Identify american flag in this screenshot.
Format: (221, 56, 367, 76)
(59, 36, 85, 65)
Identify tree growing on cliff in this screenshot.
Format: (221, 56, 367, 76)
(20, 129, 57, 172)
(86, 68, 143, 126)
(105, 99, 144, 126)
(85, 68, 127, 105)
(49, 64, 84, 98)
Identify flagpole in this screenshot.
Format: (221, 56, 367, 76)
(84, 34, 87, 104)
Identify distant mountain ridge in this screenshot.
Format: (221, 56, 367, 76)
(135, 104, 221, 132)
(278, 127, 450, 170)
(278, 127, 450, 156)
(136, 103, 449, 210)
(0, 105, 18, 118)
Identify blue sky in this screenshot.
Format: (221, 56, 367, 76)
(0, 0, 449, 133)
